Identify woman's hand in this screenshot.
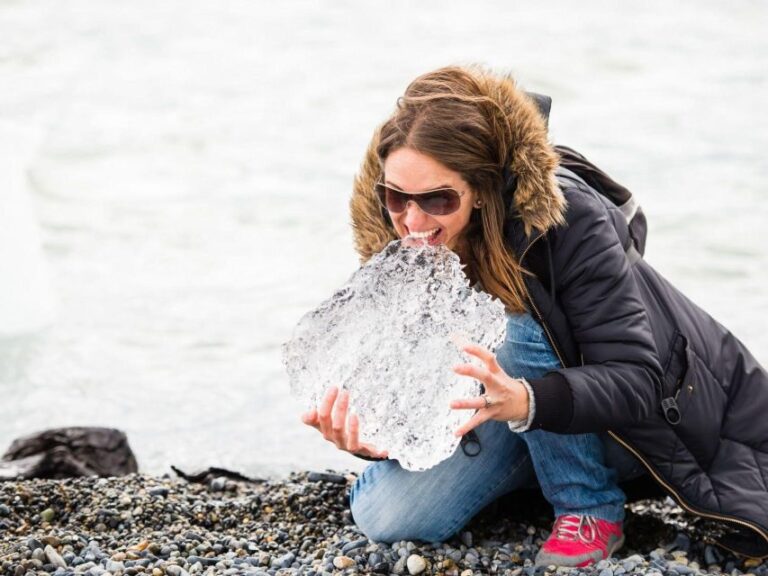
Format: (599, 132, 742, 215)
(450, 343, 530, 437)
(300, 386, 389, 459)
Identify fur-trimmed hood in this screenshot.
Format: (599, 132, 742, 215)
(349, 70, 567, 262)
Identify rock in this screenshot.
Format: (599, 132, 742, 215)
(665, 533, 692, 553)
(705, 546, 724, 566)
(460, 531, 473, 548)
(332, 556, 355, 569)
(307, 472, 346, 484)
(43, 545, 67, 568)
(393, 556, 408, 574)
(342, 538, 369, 555)
(406, 554, 427, 575)
(0, 427, 137, 480)
(210, 477, 227, 492)
(277, 552, 295, 568)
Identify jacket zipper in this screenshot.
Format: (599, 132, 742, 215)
(518, 234, 768, 555)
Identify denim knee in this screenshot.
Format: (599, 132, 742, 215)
(349, 463, 460, 543)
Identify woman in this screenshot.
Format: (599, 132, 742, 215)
(302, 65, 768, 562)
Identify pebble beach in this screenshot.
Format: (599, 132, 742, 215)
(1, 472, 765, 576)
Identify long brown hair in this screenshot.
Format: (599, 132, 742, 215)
(374, 65, 552, 314)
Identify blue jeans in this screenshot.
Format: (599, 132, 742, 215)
(349, 312, 645, 543)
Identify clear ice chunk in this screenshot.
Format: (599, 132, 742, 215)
(282, 239, 507, 471)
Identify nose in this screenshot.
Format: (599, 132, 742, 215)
(402, 200, 429, 229)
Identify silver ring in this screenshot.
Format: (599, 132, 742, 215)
(482, 394, 494, 409)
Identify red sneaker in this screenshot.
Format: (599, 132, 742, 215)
(535, 514, 625, 568)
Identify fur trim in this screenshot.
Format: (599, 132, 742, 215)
(349, 69, 566, 262)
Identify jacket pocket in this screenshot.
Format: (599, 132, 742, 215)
(659, 330, 689, 426)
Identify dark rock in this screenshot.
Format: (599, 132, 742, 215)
(0, 427, 137, 480)
(27, 538, 43, 551)
(170, 465, 264, 485)
(460, 531, 473, 548)
(307, 472, 346, 484)
(665, 532, 691, 553)
(277, 553, 295, 569)
(342, 538, 368, 555)
(705, 545, 724, 566)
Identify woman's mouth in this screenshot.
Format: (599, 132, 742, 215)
(404, 227, 442, 246)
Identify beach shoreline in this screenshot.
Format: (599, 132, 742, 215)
(0, 472, 764, 576)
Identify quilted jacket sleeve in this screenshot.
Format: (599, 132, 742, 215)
(527, 186, 664, 433)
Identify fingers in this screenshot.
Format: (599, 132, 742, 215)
(317, 386, 339, 437)
(454, 410, 490, 438)
(450, 397, 487, 411)
(347, 412, 361, 452)
(349, 413, 388, 458)
(359, 442, 389, 459)
(331, 389, 350, 445)
(453, 363, 494, 386)
(301, 407, 319, 427)
(305, 388, 389, 458)
(462, 344, 502, 374)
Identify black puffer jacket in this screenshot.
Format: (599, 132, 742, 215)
(516, 167, 768, 557)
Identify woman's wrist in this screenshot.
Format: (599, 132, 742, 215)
(507, 378, 535, 433)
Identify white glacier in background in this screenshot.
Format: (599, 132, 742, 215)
(282, 240, 507, 471)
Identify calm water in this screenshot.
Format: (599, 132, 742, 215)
(0, 0, 766, 478)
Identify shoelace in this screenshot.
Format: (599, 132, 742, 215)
(554, 515, 602, 544)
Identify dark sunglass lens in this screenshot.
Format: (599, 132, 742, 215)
(418, 190, 460, 215)
(385, 187, 409, 213)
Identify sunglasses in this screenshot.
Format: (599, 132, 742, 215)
(374, 181, 466, 216)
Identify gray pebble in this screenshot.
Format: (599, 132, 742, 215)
(392, 556, 407, 575)
(44, 545, 67, 569)
(278, 552, 295, 568)
(307, 472, 346, 484)
(342, 538, 368, 555)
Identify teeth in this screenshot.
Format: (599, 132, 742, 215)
(409, 228, 439, 239)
